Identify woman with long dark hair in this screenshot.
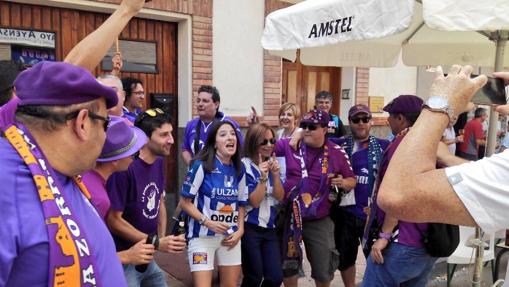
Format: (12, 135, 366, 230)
(179, 120, 248, 287)
(240, 123, 285, 287)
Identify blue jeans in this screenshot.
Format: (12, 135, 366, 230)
(241, 223, 283, 287)
(362, 242, 437, 287)
(124, 260, 168, 287)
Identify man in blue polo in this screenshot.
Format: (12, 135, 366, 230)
(181, 85, 243, 165)
(362, 95, 437, 287)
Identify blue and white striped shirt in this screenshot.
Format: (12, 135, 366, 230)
(181, 158, 248, 239)
(242, 158, 282, 229)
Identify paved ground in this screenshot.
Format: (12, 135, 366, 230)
(157, 245, 509, 286)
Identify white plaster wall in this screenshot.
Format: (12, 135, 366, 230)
(369, 54, 418, 116)
(340, 67, 355, 123)
(213, 0, 265, 116)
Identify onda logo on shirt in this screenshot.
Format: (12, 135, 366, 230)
(210, 205, 238, 224)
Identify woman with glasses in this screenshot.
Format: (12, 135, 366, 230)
(240, 123, 285, 287)
(179, 120, 248, 287)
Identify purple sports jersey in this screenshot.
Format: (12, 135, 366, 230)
(0, 138, 126, 286)
(82, 170, 110, 220)
(373, 135, 428, 248)
(107, 157, 166, 251)
(334, 137, 389, 220)
(274, 138, 355, 220)
(182, 112, 244, 156)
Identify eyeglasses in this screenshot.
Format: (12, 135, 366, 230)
(65, 110, 110, 132)
(350, 117, 371, 124)
(136, 108, 165, 123)
(259, 138, 276, 146)
(132, 91, 145, 96)
(299, 122, 319, 131)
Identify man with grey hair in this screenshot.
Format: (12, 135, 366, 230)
(97, 74, 126, 118)
(315, 90, 347, 138)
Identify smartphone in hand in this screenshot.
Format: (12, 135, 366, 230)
(472, 76, 507, 105)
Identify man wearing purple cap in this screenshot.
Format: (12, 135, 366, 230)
(107, 108, 186, 286)
(362, 95, 438, 287)
(0, 61, 127, 286)
(274, 109, 356, 287)
(329, 105, 389, 287)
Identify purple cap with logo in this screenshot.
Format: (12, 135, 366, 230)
(14, 61, 118, 109)
(383, 95, 423, 114)
(97, 116, 148, 162)
(301, 109, 330, 126)
(348, 104, 371, 118)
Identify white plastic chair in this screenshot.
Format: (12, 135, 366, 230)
(447, 226, 496, 287)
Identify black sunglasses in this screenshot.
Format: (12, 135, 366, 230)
(259, 138, 276, 146)
(136, 108, 165, 123)
(299, 122, 319, 131)
(350, 117, 371, 124)
(65, 110, 110, 132)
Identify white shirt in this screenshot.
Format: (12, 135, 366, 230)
(445, 151, 509, 285)
(443, 126, 457, 155)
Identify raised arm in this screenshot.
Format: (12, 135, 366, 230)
(378, 65, 487, 226)
(64, 0, 145, 71)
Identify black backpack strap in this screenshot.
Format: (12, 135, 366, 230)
(193, 119, 201, 155)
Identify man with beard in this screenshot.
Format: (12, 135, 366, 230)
(275, 109, 356, 287)
(330, 105, 389, 287)
(106, 108, 186, 286)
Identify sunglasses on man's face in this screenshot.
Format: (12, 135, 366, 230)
(259, 138, 276, 146)
(350, 117, 371, 124)
(65, 110, 110, 132)
(299, 122, 319, 131)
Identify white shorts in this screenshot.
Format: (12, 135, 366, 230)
(187, 236, 241, 272)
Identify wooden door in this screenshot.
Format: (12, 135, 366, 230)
(282, 58, 341, 115)
(0, 1, 179, 193)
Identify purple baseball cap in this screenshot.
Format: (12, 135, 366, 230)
(301, 109, 330, 126)
(383, 95, 423, 114)
(348, 104, 371, 118)
(14, 61, 118, 109)
(97, 116, 148, 162)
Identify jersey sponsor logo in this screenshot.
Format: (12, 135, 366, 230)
(360, 168, 368, 174)
(210, 187, 239, 200)
(209, 205, 238, 224)
(192, 252, 208, 264)
(211, 168, 221, 174)
(142, 182, 160, 219)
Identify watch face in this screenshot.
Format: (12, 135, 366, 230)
(428, 96, 448, 109)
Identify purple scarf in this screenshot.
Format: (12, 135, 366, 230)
(1, 100, 103, 287)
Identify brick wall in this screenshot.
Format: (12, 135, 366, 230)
(261, 0, 291, 127)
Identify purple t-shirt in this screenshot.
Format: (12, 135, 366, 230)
(274, 138, 355, 220)
(0, 138, 126, 286)
(374, 135, 428, 248)
(334, 137, 389, 220)
(182, 111, 244, 156)
(107, 157, 165, 251)
(82, 170, 110, 220)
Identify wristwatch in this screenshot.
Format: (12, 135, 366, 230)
(422, 96, 457, 125)
(378, 231, 392, 241)
(198, 215, 208, 225)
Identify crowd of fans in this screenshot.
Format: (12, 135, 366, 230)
(3, 1, 509, 287)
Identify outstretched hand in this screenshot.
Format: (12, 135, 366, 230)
(429, 65, 487, 118)
(119, 0, 147, 15)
